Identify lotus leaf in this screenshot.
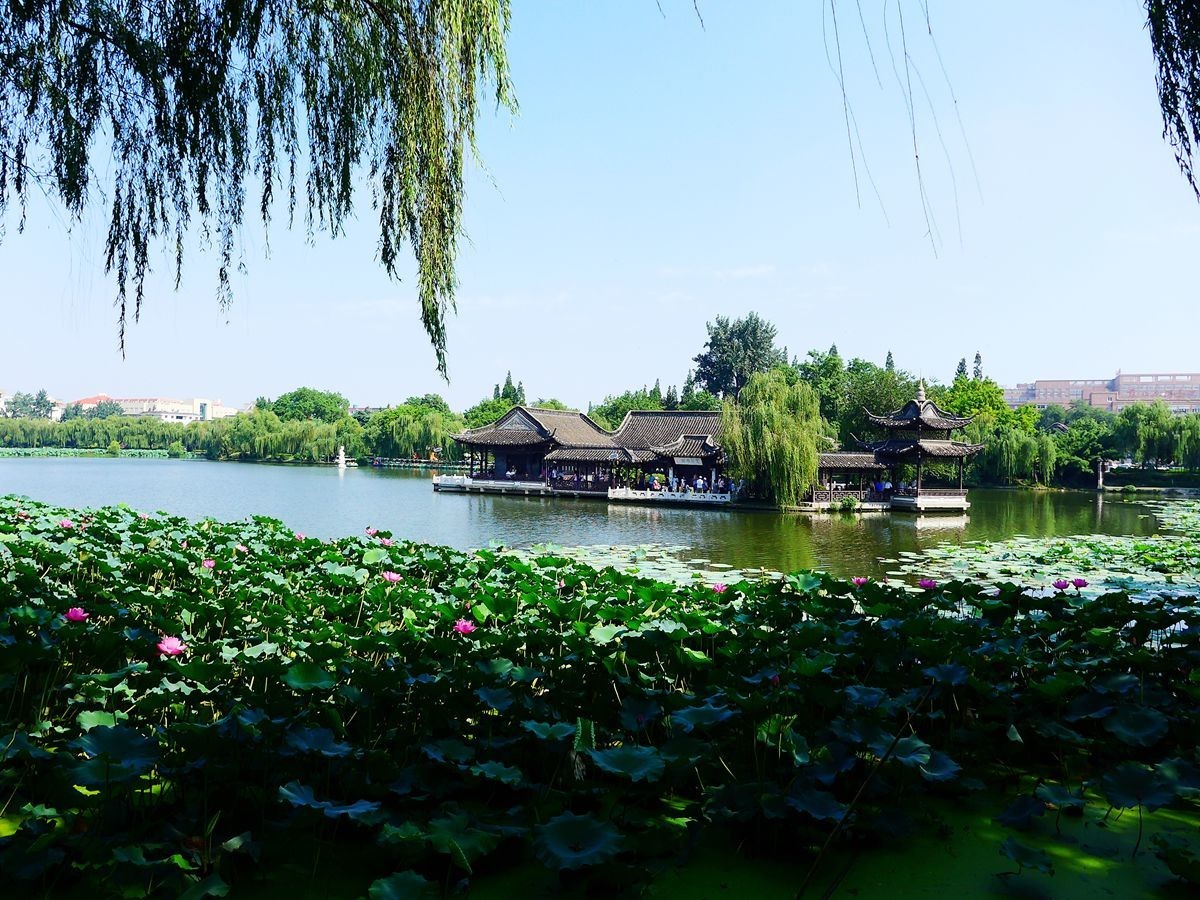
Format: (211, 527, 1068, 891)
(786, 787, 846, 822)
(1000, 836, 1054, 875)
(1100, 763, 1178, 811)
(995, 795, 1047, 829)
(1104, 706, 1168, 747)
(533, 812, 623, 870)
(588, 745, 665, 782)
(368, 871, 436, 900)
(282, 661, 335, 691)
(521, 720, 576, 741)
(671, 700, 737, 733)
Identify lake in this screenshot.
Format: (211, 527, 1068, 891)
(0, 457, 1161, 578)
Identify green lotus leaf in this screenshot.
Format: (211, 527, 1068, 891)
(870, 735, 931, 768)
(1031, 720, 1088, 744)
(1104, 706, 1168, 747)
(177, 873, 231, 900)
(421, 738, 474, 764)
(470, 761, 523, 785)
(1006, 724, 1023, 743)
(362, 548, 389, 566)
(1152, 833, 1200, 886)
(1000, 836, 1054, 875)
(427, 813, 500, 874)
(284, 727, 354, 757)
(786, 787, 845, 822)
(659, 736, 708, 765)
(476, 687, 515, 712)
(588, 623, 626, 644)
(72, 725, 157, 783)
(220, 831, 260, 862)
(919, 751, 961, 783)
(1034, 783, 1084, 810)
(1099, 762, 1177, 811)
(671, 700, 736, 733)
(282, 661, 335, 691)
(533, 812, 623, 870)
(1157, 758, 1200, 797)
(77, 710, 123, 730)
(588, 745, 665, 782)
(368, 872, 436, 900)
(521, 720, 576, 741)
(921, 663, 967, 686)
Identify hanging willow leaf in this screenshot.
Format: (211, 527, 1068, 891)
(0, 1, 514, 372)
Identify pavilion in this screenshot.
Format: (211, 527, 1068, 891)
(439, 407, 729, 504)
(858, 382, 983, 511)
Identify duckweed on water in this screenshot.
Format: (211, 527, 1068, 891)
(1, 495, 1199, 896)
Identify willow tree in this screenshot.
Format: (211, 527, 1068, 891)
(721, 369, 823, 507)
(0, 1, 512, 373)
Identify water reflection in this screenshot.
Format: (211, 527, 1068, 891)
(0, 460, 1162, 579)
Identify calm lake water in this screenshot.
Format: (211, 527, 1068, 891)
(0, 458, 1161, 578)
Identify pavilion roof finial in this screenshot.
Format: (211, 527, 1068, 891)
(916, 380, 926, 403)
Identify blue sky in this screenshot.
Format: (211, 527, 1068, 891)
(2, 0, 1197, 411)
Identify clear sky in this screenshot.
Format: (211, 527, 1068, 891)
(1, 0, 1197, 411)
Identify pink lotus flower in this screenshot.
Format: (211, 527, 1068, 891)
(852, 576, 869, 588)
(771, 674, 781, 686)
(236, 544, 248, 553)
(138, 512, 151, 520)
(1072, 578, 1088, 589)
(557, 579, 566, 590)
(65, 607, 89, 623)
(380, 537, 395, 547)
(59, 519, 74, 529)
(712, 583, 728, 594)
(381, 571, 402, 583)
(918, 578, 938, 590)
(202, 558, 215, 570)
(1052, 579, 1070, 591)
(294, 532, 305, 541)
(365, 527, 378, 536)
(453, 618, 478, 634)
(157, 635, 186, 656)
(181, 540, 188, 549)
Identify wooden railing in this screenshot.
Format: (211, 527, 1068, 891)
(809, 489, 880, 504)
(893, 487, 968, 498)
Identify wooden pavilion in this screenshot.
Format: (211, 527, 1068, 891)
(440, 407, 728, 503)
(859, 382, 983, 511)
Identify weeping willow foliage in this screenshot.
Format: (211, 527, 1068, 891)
(363, 405, 465, 460)
(721, 370, 823, 507)
(0, 1, 513, 370)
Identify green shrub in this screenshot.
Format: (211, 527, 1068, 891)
(839, 495, 858, 512)
(105, 439, 121, 456)
(167, 440, 187, 458)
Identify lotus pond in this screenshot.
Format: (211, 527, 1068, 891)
(2, 496, 1199, 897)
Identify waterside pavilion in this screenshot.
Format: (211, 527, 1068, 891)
(859, 383, 983, 511)
(437, 407, 729, 505)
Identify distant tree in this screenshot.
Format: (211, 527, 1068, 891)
(588, 388, 663, 430)
(59, 403, 85, 421)
(88, 400, 125, 419)
(501, 372, 517, 403)
(515, 381, 526, 405)
(885, 350, 895, 372)
(462, 397, 515, 429)
(270, 387, 350, 424)
(940, 376, 1009, 421)
(650, 380, 662, 404)
(955, 358, 969, 381)
(663, 385, 679, 410)
(1177, 414, 1200, 472)
(796, 346, 847, 425)
(722, 368, 824, 506)
(973, 351, 984, 381)
(493, 384, 501, 401)
(254, 396, 273, 411)
(404, 394, 452, 414)
(167, 440, 187, 459)
(3, 390, 54, 419)
(105, 439, 122, 456)
(679, 390, 723, 412)
(681, 371, 696, 405)
(839, 358, 919, 445)
(532, 398, 573, 410)
(692, 312, 787, 398)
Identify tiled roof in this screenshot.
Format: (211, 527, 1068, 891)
(544, 447, 630, 463)
(818, 452, 888, 471)
(453, 407, 613, 450)
(650, 435, 720, 459)
(865, 399, 973, 432)
(611, 411, 722, 449)
(861, 439, 984, 458)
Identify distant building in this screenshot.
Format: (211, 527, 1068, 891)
(71, 394, 243, 423)
(1004, 372, 1200, 414)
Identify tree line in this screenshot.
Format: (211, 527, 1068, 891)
(6, 319, 1200, 486)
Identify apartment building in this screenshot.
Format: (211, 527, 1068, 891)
(1004, 372, 1200, 414)
(72, 394, 243, 423)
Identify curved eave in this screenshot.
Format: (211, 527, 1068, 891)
(863, 401, 974, 431)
